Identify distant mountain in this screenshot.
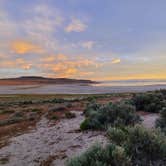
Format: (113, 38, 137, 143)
(0, 76, 98, 85)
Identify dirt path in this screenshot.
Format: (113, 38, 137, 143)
(141, 113, 159, 129)
(0, 112, 107, 166)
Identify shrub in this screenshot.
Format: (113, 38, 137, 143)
(65, 112, 76, 119)
(31, 108, 41, 113)
(86, 96, 96, 102)
(0, 116, 24, 126)
(126, 125, 166, 166)
(132, 92, 165, 113)
(0, 110, 15, 114)
(20, 101, 33, 105)
(107, 127, 127, 146)
(107, 125, 166, 166)
(67, 143, 131, 166)
(156, 89, 166, 99)
(0, 157, 9, 164)
(65, 103, 73, 108)
(50, 115, 58, 120)
(156, 107, 166, 134)
(12, 111, 24, 118)
(80, 118, 103, 130)
(48, 105, 67, 112)
(51, 98, 66, 103)
(83, 101, 101, 117)
(27, 112, 38, 121)
(80, 101, 141, 130)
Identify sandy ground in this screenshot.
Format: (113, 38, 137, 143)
(0, 109, 159, 166)
(0, 84, 166, 94)
(141, 113, 159, 129)
(0, 111, 107, 166)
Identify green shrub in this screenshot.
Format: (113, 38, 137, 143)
(107, 127, 127, 146)
(20, 101, 33, 105)
(65, 103, 73, 108)
(11, 111, 24, 118)
(67, 143, 131, 166)
(156, 89, 166, 99)
(156, 107, 166, 134)
(0, 157, 9, 164)
(86, 96, 96, 102)
(48, 105, 67, 112)
(0, 110, 15, 114)
(51, 98, 66, 103)
(80, 101, 141, 130)
(31, 108, 41, 112)
(107, 125, 166, 166)
(126, 125, 166, 166)
(50, 115, 58, 120)
(132, 92, 165, 113)
(80, 118, 103, 130)
(83, 101, 101, 117)
(65, 112, 76, 119)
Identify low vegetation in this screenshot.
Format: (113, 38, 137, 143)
(65, 112, 76, 119)
(67, 143, 131, 166)
(132, 90, 166, 113)
(0, 110, 40, 126)
(108, 125, 166, 166)
(156, 107, 166, 134)
(48, 105, 67, 112)
(0, 109, 15, 114)
(80, 101, 141, 130)
(0, 157, 9, 165)
(67, 125, 166, 166)
(0, 112, 25, 126)
(68, 92, 166, 166)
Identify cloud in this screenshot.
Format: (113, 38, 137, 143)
(0, 58, 32, 70)
(11, 40, 43, 54)
(22, 4, 64, 53)
(81, 41, 95, 49)
(65, 18, 87, 32)
(57, 54, 68, 61)
(16, 58, 32, 70)
(111, 58, 121, 64)
(38, 54, 101, 78)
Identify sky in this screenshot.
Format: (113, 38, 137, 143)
(0, 0, 166, 80)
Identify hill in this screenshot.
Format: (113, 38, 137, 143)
(0, 76, 98, 85)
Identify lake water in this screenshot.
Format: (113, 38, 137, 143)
(94, 79, 166, 87)
(0, 79, 166, 94)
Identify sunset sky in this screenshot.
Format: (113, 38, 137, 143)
(0, 0, 166, 80)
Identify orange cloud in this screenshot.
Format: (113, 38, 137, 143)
(16, 58, 32, 70)
(40, 54, 68, 63)
(0, 58, 32, 70)
(111, 58, 121, 64)
(38, 55, 100, 78)
(11, 40, 43, 54)
(64, 68, 77, 76)
(57, 54, 68, 61)
(42, 56, 56, 63)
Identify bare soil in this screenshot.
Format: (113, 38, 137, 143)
(0, 111, 107, 166)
